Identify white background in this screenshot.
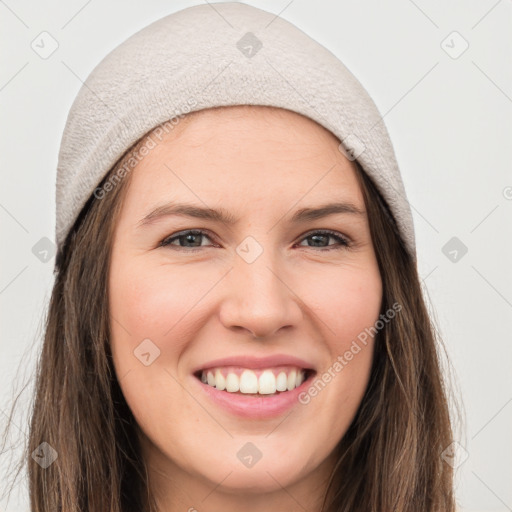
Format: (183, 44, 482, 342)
(1, 1, 511, 511)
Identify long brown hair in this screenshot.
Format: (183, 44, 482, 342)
(2, 112, 462, 511)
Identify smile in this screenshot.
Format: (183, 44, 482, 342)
(195, 366, 312, 395)
(192, 365, 317, 419)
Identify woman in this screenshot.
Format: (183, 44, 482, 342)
(3, 2, 460, 511)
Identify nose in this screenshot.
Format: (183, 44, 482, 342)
(218, 250, 304, 339)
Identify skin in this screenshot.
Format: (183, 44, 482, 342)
(109, 105, 382, 512)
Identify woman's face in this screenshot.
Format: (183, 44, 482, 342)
(109, 106, 382, 507)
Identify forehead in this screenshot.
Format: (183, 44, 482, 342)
(122, 106, 364, 215)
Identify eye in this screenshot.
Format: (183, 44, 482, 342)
(160, 230, 216, 251)
(295, 230, 351, 251)
(159, 229, 351, 252)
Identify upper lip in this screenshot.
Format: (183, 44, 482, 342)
(192, 354, 316, 374)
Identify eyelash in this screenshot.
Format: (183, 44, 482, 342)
(159, 229, 351, 252)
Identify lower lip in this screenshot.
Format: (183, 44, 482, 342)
(192, 372, 315, 419)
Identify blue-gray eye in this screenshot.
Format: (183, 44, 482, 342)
(160, 229, 351, 251)
(298, 230, 350, 250)
(161, 230, 211, 248)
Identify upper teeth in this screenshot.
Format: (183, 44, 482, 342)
(200, 367, 306, 395)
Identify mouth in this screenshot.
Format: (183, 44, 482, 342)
(193, 366, 316, 396)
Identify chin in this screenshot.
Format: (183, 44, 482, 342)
(200, 463, 304, 494)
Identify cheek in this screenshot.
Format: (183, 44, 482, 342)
(305, 261, 383, 347)
(110, 259, 196, 335)
(108, 259, 220, 371)
(108, 261, 203, 442)
(299, 262, 382, 417)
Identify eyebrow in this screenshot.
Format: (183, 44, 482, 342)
(136, 201, 365, 228)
